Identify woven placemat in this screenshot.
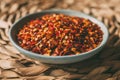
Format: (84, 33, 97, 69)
(0, 0, 120, 80)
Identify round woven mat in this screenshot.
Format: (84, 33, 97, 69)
(0, 0, 120, 80)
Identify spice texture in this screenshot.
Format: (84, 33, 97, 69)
(17, 14, 103, 56)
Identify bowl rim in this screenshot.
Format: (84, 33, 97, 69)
(9, 9, 109, 58)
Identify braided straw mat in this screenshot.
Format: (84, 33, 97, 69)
(0, 0, 120, 80)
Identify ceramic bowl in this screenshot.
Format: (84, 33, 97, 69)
(9, 9, 109, 64)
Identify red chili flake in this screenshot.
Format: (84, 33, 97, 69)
(17, 14, 103, 56)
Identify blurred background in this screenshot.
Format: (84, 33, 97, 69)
(0, 0, 120, 80)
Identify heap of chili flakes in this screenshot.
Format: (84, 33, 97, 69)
(17, 14, 103, 56)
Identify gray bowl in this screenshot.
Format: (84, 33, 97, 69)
(9, 9, 109, 64)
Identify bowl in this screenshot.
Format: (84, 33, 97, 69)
(9, 9, 109, 64)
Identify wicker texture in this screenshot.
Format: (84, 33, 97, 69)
(0, 0, 120, 80)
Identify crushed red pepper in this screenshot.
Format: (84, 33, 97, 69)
(17, 14, 103, 56)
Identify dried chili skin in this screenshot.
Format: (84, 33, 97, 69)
(17, 14, 103, 56)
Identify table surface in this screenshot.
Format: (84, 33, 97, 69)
(0, 0, 120, 80)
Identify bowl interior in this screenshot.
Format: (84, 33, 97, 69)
(9, 9, 109, 58)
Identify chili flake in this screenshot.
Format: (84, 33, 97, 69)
(17, 14, 103, 56)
